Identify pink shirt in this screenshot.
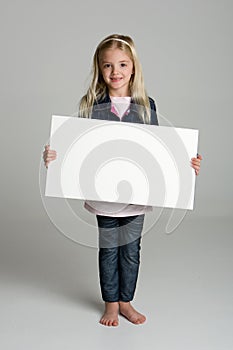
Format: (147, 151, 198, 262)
(84, 96, 153, 217)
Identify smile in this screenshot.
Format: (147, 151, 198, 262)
(110, 77, 122, 82)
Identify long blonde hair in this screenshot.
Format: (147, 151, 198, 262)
(79, 34, 151, 124)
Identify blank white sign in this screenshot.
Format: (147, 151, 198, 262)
(45, 115, 199, 210)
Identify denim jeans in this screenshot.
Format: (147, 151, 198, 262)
(96, 214, 145, 302)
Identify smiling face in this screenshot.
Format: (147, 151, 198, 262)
(99, 48, 134, 97)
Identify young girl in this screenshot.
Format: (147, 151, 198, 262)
(43, 34, 202, 327)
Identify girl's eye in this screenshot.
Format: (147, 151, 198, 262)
(103, 64, 111, 69)
(120, 63, 127, 67)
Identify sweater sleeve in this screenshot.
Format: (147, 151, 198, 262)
(149, 97, 159, 126)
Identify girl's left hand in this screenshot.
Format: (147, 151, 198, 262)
(191, 154, 202, 176)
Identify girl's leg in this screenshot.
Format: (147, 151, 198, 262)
(97, 215, 120, 301)
(118, 236, 141, 302)
(99, 247, 119, 302)
(96, 215, 120, 326)
(118, 214, 146, 324)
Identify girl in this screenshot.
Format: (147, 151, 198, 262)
(43, 34, 202, 327)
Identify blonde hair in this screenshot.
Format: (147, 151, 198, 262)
(79, 34, 151, 124)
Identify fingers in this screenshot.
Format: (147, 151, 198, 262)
(44, 153, 57, 168)
(43, 144, 57, 168)
(191, 165, 200, 176)
(190, 153, 202, 176)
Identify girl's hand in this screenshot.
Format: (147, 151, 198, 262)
(43, 144, 57, 169)
(191, 154, 202, 176)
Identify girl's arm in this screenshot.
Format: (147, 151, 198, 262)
(149, 97, 159, 126)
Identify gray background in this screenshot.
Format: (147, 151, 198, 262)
(1, 0, 232, 349)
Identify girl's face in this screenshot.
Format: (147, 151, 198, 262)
(99, 48, 134, 97)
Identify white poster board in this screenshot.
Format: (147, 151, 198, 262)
(45, 115, 199, 210)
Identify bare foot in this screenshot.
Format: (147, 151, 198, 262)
(119, 301, 146, 325)
(99, 302, 119, 327)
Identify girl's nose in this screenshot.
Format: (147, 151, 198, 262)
(112, 65, 118, 74)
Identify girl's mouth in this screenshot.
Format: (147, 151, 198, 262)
(110, 77, 122, 82)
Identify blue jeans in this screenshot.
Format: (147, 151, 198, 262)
(96, 214, 145, 302)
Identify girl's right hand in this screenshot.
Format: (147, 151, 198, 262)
(43, 145, 57, 168)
